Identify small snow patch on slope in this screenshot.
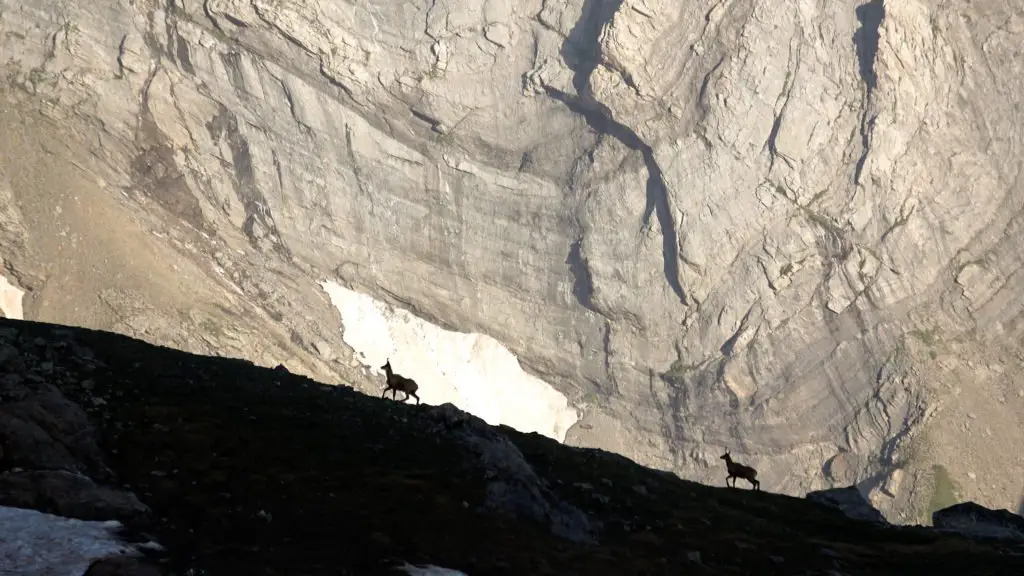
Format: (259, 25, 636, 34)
(396, 562, 469, 575)
(0, 505, 142, 576)
(0, 272, 24, 320)
(321, 281, 578, 442)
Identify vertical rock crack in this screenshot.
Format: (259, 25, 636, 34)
(548, 0, 688, 307)
(852, 0, 885, 185)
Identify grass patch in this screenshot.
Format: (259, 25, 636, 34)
(927, 464, 960, 520)
(908, 327, 940, 347)
(663, 357, 704, 384)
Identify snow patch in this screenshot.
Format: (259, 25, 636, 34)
(396, 562, 470, 575)
(0, 273, 24, 320)
(0, 505, 142, 576)
(321, 281, 578, 443)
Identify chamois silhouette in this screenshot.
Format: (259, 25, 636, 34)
(380, 359, 420, 405)
(720, 451, 760, 490)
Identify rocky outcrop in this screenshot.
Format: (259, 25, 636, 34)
(428, 402, 597, 544)
(2, 0, 1024, 523)
(0, 330, 164, 574)
(806, 486, 888, 524)
(933, 502, 1024, 541)
(0, 342, 147, 524)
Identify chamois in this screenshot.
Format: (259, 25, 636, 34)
(380, 359, 420, 405)
(720, 451, 760, 491)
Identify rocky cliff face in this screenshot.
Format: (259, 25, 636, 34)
(1, 0, 1023, 523)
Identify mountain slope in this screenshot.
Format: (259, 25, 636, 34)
(2, 317, 1024, 575)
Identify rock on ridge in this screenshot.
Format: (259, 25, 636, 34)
(806, 486, 889, 525)
(427, 402, 597, 544)
(933, 502, 1024, 541)
(0, 329, 164, 574)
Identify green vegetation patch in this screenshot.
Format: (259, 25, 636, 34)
(927, 464, 960, 520)
(908, 327, 940, 347)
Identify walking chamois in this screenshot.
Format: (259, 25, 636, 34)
(380, 359, 420, 405)
(720, 451, 760, 490)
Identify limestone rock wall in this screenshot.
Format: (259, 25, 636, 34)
(2, 0, 1023, 521)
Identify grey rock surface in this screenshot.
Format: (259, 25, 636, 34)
(806, 486, 888, 525)
(0, 329, 165, 576)
(0, 331, 153, 526)
(933, 502, 1024, 541)
(428, 402, 597, 544)
(1, 0, 1023, 523)
(0, 469, 151, 524)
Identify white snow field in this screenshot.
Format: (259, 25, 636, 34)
(321, 281, 578, 442)
(0, 273, 24, 320)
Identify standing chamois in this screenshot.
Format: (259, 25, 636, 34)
(720, 451, 760, 491)
(380, 359, 420, 405)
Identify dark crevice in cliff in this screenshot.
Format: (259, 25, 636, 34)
(854, 1, 884, 91)
(205, 105, 292, 259)
(164, 1, 195, 75)
(638, 157, 686, 308)
(564, 0, 624, 97)
(551, 0, 688, 308)
(852, 0, 885, 185)
(767, 40, 801, 173)
(698, 57, 725, 114)
(127, 7, 208, 234)
(566, 238, 596, 310)
(546, 87, 688, 308)
(767, 113, 785, 173)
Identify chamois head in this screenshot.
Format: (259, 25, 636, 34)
(720, 451, 731, 461)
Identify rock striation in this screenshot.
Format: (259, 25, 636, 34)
(1, 0, 1023, 523)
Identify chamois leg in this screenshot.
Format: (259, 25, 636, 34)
(381, 386, 391, 399)
(750, 478, 760, 491)
(398, 390, 421, 404)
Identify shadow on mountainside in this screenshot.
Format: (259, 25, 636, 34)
(1, 318, 1024, 575)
